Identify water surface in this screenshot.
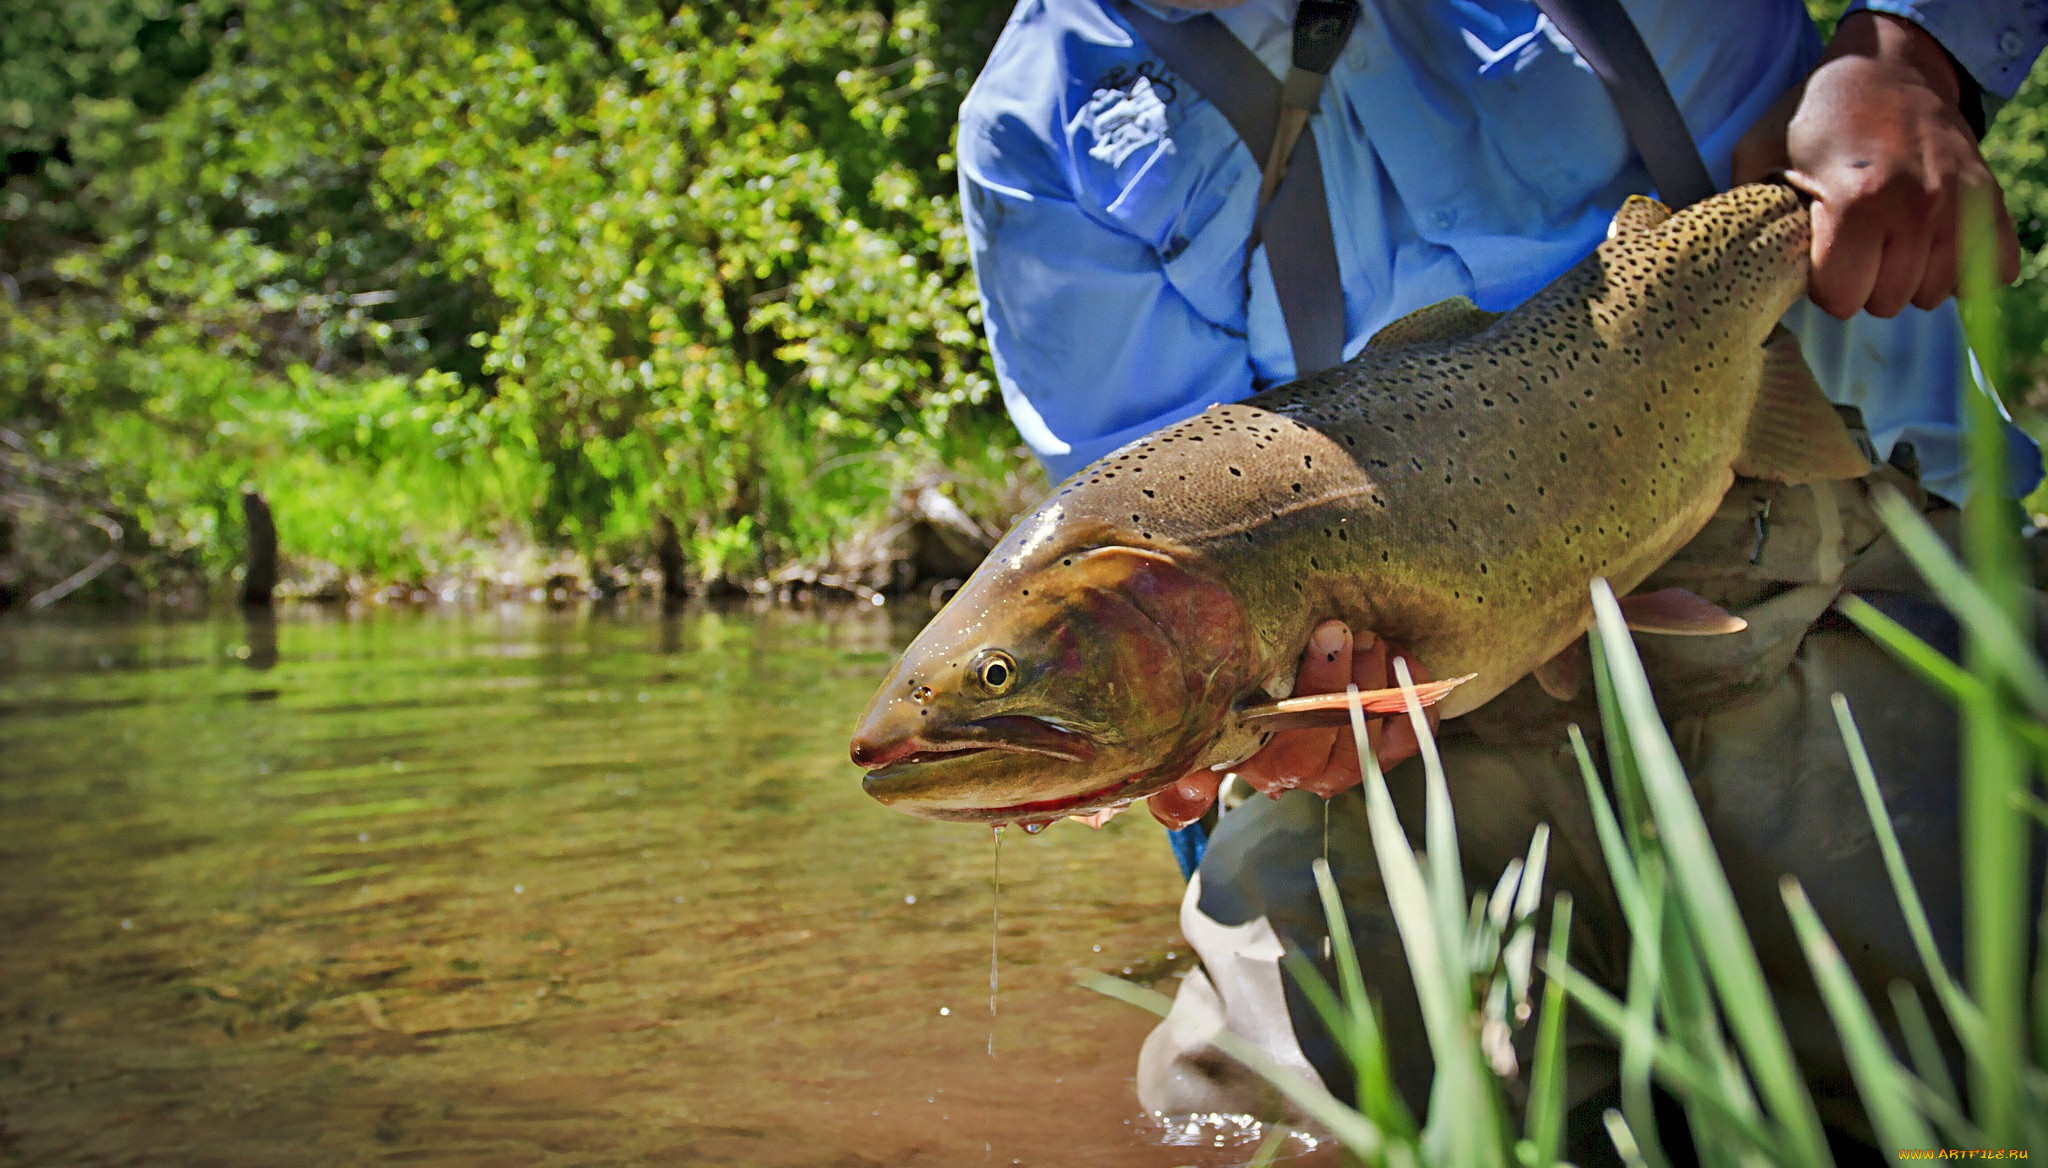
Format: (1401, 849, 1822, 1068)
(0, 604, 1310, 1166)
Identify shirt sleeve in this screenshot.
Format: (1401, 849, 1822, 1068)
(959, 120, 1258, 483)
(1846, 0, 2048, 100)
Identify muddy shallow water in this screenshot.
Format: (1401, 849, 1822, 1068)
(0, 604, 1326, 1166)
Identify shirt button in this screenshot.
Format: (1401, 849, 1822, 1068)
(2001, 28, 2025, 57)
(1429, 207, 1457, 230)
(1346, 40, 1370, 70)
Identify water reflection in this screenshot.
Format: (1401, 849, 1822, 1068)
(0, 603, 1306, 1166)
(241, 606, 280, 671)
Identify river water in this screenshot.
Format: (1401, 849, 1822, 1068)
(0, 604, 1322, 1166)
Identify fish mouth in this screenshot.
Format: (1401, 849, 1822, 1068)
(854, 715, 1097, 772)
(864, 763, 1151, 824)
(859, 715, 1119, 819)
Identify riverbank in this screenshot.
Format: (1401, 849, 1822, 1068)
(2, 452, 1046, 614)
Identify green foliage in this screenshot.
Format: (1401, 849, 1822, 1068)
(6, 0, 2048, 598)
(3, 0, 1017, 597)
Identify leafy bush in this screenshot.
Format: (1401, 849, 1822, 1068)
(3, 0, 1020, 598)
(3, 0, 2045, 600)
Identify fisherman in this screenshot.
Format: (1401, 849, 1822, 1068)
(955, 0, 2045, 1151)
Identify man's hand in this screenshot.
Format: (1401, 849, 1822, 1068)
(1731, 10, 2020, 319)
(1147, 621, 1433, 829)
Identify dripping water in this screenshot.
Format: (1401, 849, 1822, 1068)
(988, 824, 1002, 1057)
(1321, 799, 1333, 960)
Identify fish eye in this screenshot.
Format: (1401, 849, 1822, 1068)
(972, 649, 1017, 694)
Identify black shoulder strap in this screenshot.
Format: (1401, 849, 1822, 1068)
(1112, 2, 1349, 376)
(1110, 0, 1717, 378)
(1529, 0, 1718, 209)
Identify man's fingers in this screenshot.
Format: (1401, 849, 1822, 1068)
(1236, 621, 1351, 794)
(1912, 214, 1960, 311)
(1148, 770, 1220, 830)
(1865, 224, 1932, 319)
(1376, 714, 1421, 772)
(1807, 196, 1886, 319)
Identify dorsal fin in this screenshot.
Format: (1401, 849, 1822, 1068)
(1366, 296, 1500, 351)
(1607, 194, 1673, 240)
(1732, 326, 1875, 484)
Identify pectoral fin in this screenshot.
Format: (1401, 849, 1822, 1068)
(1534, 638, 1589, 701)
(1618, 587, 1747, 635)
(1366, 297, 1501, 351)
(1238, 673, 1476, 731)
(1732, 327, 1875, 484)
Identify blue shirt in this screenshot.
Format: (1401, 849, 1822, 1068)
(960, 0, 2045, 501)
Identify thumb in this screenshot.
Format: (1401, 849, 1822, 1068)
(1148, 769, 1220, 830)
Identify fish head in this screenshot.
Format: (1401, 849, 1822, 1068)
(850, 529, 1249, 823)
(1650, 181, 1815, 339)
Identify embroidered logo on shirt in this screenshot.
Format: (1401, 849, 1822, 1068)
(1084, 73, 1171, 168)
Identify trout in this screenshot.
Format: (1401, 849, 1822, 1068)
(849, 183, 1872, 824)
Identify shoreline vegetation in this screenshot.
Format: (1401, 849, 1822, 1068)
(4, 0, 2048, 614)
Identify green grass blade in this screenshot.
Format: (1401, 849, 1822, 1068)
(1836, 595, 2048, 768)
(1568, 725, 1650, 926)
(1346, 683, 1495, 1160)
(1589, 580, 1832, 1167)
(1604, 1110, 1651, 1168)
(1355, 679, 1505, 1168)
(1280, 949, 1365, 1079)
(1245, 1124, 1289, 1168)
(1075, 970, 1387, 1157)
(1573, 721, 1761, 1150)
(1588, 635, 1653, 852)
(1622, 856, 1673, 1168)
(2015, 791, 2048, 829)
(1396, 658, 1472, 990)
(1886, 982, 1963, 1120)
(1829, 695, 1987, 1054)
(1282, 948, 1416, 1137)
(2035, 851, 2048, 1079)
(1488, 857, 1526, 932)
(1313, 854, 1373, 1024)
(1780, 878, 1938, 1154)
(1524, 893, 1575, 1168)
(1504, 826, 1551, 1010)
(1550, 964, 1789, 1162)
(1309, 844, 1416, 1135)
(1870, 489, 2048, 721)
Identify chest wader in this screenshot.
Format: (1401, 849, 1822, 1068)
(1114, 0, 2031, 1154)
